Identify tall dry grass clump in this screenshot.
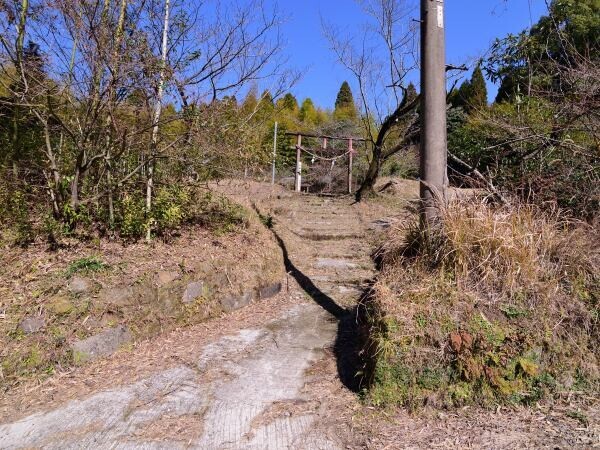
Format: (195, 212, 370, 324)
(366, 200, 599, 409)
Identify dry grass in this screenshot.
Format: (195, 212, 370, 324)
(0, 195, 284, 392)
(366, 200, 599, 409)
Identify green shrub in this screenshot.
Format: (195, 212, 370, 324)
(14, 193, 34, 246)
(381, 152, 419, 179)
(194, 190, 249, 233)
(116, 187, 248, 240)
(152, 185, 191, 233)
(448, 100, 599, 219)
(43, 214, 69, 245)
(0, 187, 34, 246)
(119, 194, 148, 239)
(62, 202, 92, 231)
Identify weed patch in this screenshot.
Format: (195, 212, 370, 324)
(66, 257, 109, 277)
(365, 201, 599, 410)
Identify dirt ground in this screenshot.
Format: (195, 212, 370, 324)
(0, 179, 598, 449)
(0, 189, 283, 391)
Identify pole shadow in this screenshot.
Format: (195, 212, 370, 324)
(270, 229, 370, 393)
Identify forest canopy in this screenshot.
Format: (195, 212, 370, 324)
(0, 0, 598, 248)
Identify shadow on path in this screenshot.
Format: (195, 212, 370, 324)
(270, 230, 369, 393)
(273, 232, 345, 319)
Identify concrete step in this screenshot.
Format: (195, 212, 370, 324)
(292, 230, 364, 241)
(285, 211, 355, 218)
(311, 258, 374, 272)
(319, 283, 366, 296)
(305, 270, 375, 285)
(299, 227, 363, 236)
(313, 258, 359, 270)
(309, 252, 370, 262)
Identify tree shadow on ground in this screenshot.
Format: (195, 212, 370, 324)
(270, 230, 370, 393)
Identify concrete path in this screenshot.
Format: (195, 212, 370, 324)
(0, 191, 378, 449)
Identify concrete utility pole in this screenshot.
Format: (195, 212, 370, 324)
(420, 0, 448, 227)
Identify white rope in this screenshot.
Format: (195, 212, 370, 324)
(296, 145, 352, 162)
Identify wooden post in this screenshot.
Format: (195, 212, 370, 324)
(271, 121, 277, 185)
(347, 138, 354, 194)
(295, 134, 302, 192)
(324, 137, 332, 192)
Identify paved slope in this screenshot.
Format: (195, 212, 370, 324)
(0, 190, 378, 449)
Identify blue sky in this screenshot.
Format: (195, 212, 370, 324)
(277, 0, 549, 107)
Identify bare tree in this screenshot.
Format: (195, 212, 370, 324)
(105, 0, 128, 226)
(172, 1, 287, 102)
(325, 0, 421, 200)
(0, 0, 168, 223)
(0, 0, 296, 235)
(165, 0, 298, 178)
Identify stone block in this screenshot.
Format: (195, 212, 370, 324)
(68, 277, 92, 295)
(156, 271, 180, 286)
(259, 282, 282, 299)
(220, 291, 253, 313)
(47, 296, 74, 315)
(314, 258, 358, 270)
(99, 286, 134, 306)
(71, 325, 132, 363)
(19, 316, 45, 334)
(182, 281, 205, 304)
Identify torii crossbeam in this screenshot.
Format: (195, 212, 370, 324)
(284, 132, 368, 194)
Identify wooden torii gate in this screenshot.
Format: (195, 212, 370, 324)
(285, 132, 368, 194)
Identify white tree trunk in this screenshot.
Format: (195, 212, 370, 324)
(146, 0, 171, 241)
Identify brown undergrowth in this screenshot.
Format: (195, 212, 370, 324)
(0, 194, 283, 392)
(365, 200, 599, 410)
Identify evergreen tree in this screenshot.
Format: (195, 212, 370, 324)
(449, 80, 469, 109)
(222, 95, 238, 108)
(449, 67, 487, 113)
(335, 81, 355, 109)
(241, 89, 258, 115)
(334, 81, 357, 120)
(400, 82, 418, 108)
(280, 93, 298, 111)
(299, 98, 318, 125)
(468, 66, 488, 112)
(260, 90, 274, 107)
(490, 0, 599, 103)
(256, 90, 274, 120)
